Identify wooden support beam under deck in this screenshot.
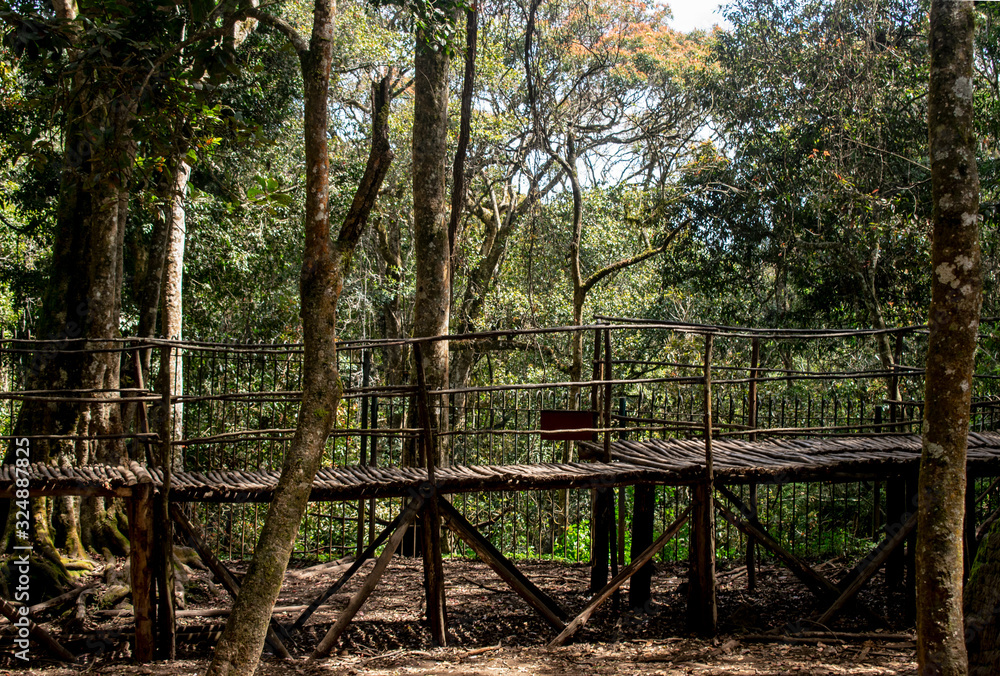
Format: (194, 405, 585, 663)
(714, 487, 840, 599)
(438, 497, 567, 631)
(169, 504, 291, 658)
(549, 505, 691, 647)
(817, 511, 918, 625)
(0, 592, 77, 663)
(288, 505, 409, 635)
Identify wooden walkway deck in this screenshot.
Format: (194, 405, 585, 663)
(585, 431, 1000, 483)
(0, 458, 662, 501)
(5, 432, 1000, 501)
(8, 432, 1000, 660)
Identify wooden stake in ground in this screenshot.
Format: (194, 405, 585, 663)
(919, 2, 981, 675)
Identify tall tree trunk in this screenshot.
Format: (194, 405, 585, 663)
(409, 15, 453, 638)
(205, 6, 394, 672)
(410, 22, 452, 466)
(1, 75, 136, 576)
(162, 159, 191, 467)
(918, 2, 981, 675)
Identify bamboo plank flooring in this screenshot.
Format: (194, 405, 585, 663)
(588, 432, 1000, 484)
(4, 433, 1000, 502)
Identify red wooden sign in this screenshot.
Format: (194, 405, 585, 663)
(540, 409, 596, 441)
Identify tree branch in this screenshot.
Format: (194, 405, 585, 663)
(248, 7, 309, 55)
(581, 219, 691, 295)
(449, 7, 477, 269)
(337, 73, 395, 252)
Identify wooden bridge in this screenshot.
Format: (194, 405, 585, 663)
(8, 432, 1000, 501)
(4, 321, 1000, 661)
(5, 431, 1000, 659)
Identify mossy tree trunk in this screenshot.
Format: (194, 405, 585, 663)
(918, 2, 982, 675)
(966, 519, 1000, 674)
(2, 3, 136, 569)
(411, 16, 453, 466)
(204, 3, 394, 673)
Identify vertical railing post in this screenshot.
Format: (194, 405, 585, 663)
(413, 343, 447, 646)
(155, 342, 176, 658)
(746, 337, 760, 591)
(591, 327, 602, 422)
(603, 329, 622, 578)
(358, 350, 371, 557)
(589, 328, 611, 593)
(890, 332, 903, 425)
(965, 469, 978, 579)
(688, 332, 717, 635)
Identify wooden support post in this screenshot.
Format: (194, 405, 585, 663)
(715, 488, 840, 599)
(414, 343, 446, 647)
(746, 337, 760, 591)
(818, 512, 917, 625)
(290, 506, 409, 634)
(311, 496, 424, 659)
(590, 328, 610, 593)
(132, 357, 155, 465)
(965, 471, 979, 579)
(549, 506, 691, 647)
(438, 498, 567, 630)
(0, 595, 76, 663)
(688, 333, 717, 635)
(884, 475, 905, 598)
(154, 343, 176, 659)
(358, 349, 371, 557)
(129, 482, 156, 662)
(904, 470, 917, 621)
(169, 504, 291, 658)
(592, 488, 614, 594)
(629, 483, 656, 610)
(872, 479, 882, 539)
(368, 394, 378, 543)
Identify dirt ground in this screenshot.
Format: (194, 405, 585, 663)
(2, 558, 917, 675)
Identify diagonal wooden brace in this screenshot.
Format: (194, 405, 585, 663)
(0, 595, 76, 663)
(437, 497, 567, 631)
(549, 505, 692, 647)
(311, 495, 424, 659)
(714, 490, 840, 599)
(288, 506, 409, 635)
(818, 511, 918, 624)
(169, 504, 291, 658)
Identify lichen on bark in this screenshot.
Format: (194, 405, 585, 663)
(918, 2, 981, 675)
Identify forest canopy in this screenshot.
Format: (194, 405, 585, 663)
(0, 0, 997, 343)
